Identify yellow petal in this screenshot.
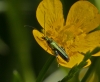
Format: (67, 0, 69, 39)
(66, 1, 100, 34)
(36, 0, 64, 36)
(33, 29, 53, 55)
(57, 53, 91, 68)
(71, 30, 100, 56)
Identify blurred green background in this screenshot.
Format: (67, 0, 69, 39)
(0, 0, 100, 82)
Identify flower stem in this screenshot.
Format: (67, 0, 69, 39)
(36, 56, 55, 82)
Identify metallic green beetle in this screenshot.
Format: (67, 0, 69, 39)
(42, 36, 70, 62)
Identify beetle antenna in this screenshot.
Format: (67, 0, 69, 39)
(24, 25, 34, 29)
(44, 11, 46, 36)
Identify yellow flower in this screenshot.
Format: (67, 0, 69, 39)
(33, 0, 100, 68)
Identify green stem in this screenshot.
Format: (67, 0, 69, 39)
(36, 56, 55, 82)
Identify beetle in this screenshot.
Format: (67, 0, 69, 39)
(42, 36, 70, 62)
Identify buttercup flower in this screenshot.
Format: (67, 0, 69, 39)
(33, 0, 100, 68)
